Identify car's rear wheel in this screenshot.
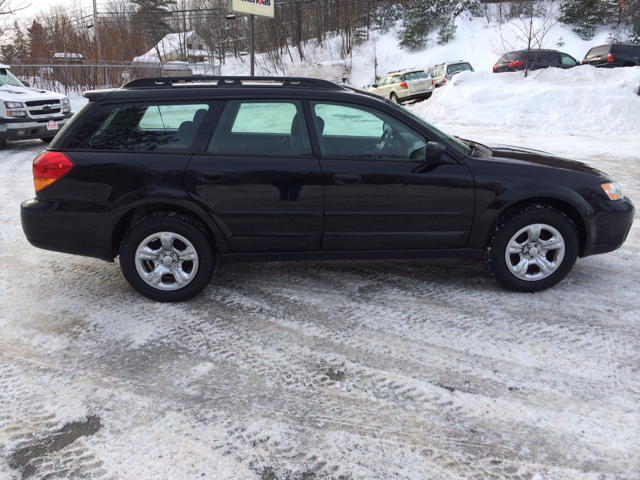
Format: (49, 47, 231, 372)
(119, 214, 216, 302)
(390, 92, 400, 104)
(486, 205, 579, 292)
(40, 137, 56, 142)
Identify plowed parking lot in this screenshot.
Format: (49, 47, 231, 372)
(1, 129, 639, 479)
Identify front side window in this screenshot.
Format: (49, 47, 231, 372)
(310, 102, 426, 160)
(66, 103, 209, 150)
(208, 100, 311, 156)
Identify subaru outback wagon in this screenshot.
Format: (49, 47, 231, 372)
(21, 76, 634, 302)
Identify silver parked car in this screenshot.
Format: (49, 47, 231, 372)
(368, 68, 434, 104)
(427, 61, 474, 88)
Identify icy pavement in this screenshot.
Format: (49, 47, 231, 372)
(0, 132, 639, 479)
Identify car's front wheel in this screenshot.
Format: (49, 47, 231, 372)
(119, 214, 216, 302)
(487, 205, 579, 292)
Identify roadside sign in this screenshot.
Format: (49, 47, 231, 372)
(228, 0, 274, 18)
(121, 69, 130, 79)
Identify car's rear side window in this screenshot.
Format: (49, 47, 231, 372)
(208, 100, 312, 157)
(66, 103, 209, 151)
(611, 44, 634, 55)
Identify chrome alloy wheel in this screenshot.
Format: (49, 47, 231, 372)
(504, 223, 565, 282)
(134, 231, 199, 291)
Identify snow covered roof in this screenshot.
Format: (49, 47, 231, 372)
(132, 54, 162, 64)
(138, 31, 208, 61)
(54, 52, 84, 59)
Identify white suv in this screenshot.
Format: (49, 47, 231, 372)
(368, 68, 433, 104)
(0, 65, 72, 147)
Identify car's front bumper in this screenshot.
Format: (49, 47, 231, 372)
(582, 197, 635, 257)
(0, 115, 72, 140)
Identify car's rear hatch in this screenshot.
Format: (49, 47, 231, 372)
(493, 52, 523, 72)
(583, 45, 610, 66)
(404, 71, 432, 93)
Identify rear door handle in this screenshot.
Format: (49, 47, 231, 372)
(333, 174, 361, 186)
(196, 172, 224, 183)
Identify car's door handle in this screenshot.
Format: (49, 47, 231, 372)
(333, 174, 361, 186)
(196, 172, 224, 183)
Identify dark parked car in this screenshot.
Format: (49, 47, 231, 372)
(21, 76, 634, 301)
(582, 43, 640, 67)
(493, 49, 579, 72)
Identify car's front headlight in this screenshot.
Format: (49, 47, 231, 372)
(61, 97, 70, 106)
(5, 101, 24, 109)
(601, 182, 623, 200)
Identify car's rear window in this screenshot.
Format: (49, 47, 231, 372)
(586, 46, 610, 58)
(497, 52, 523, 64)
(66, 103, 209, 151)
(447, 63, 472, 75)
(404, 71, 428, 80)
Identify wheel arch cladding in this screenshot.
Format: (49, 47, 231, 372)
(110, 202, 227, 259)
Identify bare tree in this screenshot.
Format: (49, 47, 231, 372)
(493, 0, 559, 77)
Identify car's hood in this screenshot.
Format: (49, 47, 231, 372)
(472, 141, 609, 179)
(0, 84, 66, 102)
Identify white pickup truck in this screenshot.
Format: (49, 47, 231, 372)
(0, 64, 72, 147)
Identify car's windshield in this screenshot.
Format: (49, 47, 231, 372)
(0, 68, 27, 87)
(384, 99, 472, 156)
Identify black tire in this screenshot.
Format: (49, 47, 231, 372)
(486, 205, 579, 292)
(119, 213, 216, 302)
(40, 137, 56, 142)
(0, 139, 6, 148)
(390, 92, 400, 104)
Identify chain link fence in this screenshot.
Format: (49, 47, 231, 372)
(9, 63, 222, 95)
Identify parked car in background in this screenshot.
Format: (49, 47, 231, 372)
(582, 43, 640, 67)
(20, 76, 634, 301)
(427, 61, 474, 88)
(368, 68, 433, 104)
(493, 50, 579, 73)
(0, 64, 73, 148)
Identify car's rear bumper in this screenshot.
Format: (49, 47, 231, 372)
(398, 91, 433, 102)
(20, 198, 115, 261)
(582, 197, 635, 257)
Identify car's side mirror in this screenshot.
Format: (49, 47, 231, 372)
(21, 80, 30, 87)
(410, 141, 446, 162)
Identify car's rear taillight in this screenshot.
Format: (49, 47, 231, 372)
(581, 59, 584, 64)
(33, 151, 75, 192)
(607, 53, 613, 62)
(399, 81, 408, 89)
(508, 60, 524, 67)
(493, 64, 497, 70)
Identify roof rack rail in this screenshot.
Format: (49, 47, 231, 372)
(122, 76, 345, 90)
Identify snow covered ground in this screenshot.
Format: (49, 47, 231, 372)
(0, 123, 638, 478)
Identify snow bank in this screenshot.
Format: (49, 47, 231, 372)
(410, 66, 640, 135)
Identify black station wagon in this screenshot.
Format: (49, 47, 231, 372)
(20, 76, 634, 301)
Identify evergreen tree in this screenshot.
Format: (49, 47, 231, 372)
(558, 0, 609, 40)
(131, 0, 176, 56)
(399, 0, 437, 50)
